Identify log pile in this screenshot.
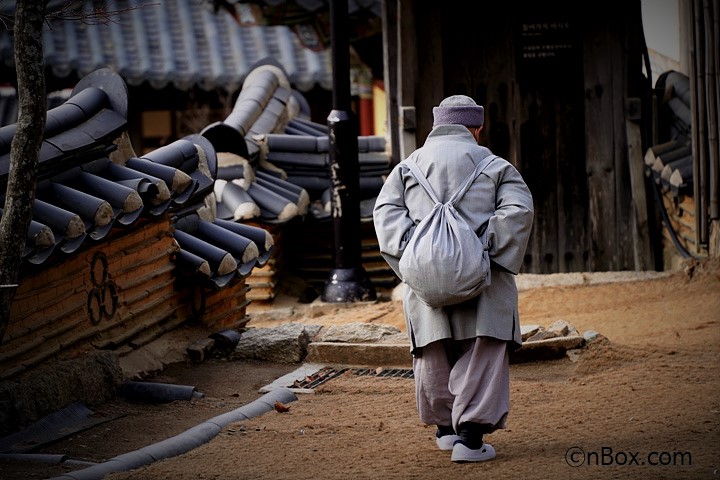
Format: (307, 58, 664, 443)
(647, 71, 694, 197)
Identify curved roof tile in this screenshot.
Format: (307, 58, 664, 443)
(0, 0, 333, 93)
(199, 58, 390, 223)
(1, 68, 274, 287)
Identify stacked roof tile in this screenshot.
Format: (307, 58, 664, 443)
(261, 124, 389, 220)
(0, 68, 273, 288)
(198, 59, 394, 296)
(1, 57, 392, 304)
(201, 59, 390, 224)
(645, 71, 693, 196)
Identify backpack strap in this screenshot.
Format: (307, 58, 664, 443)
(447, 154, 498, 205)
(405, 154, 498, 205)
(405, 160, 441, 204)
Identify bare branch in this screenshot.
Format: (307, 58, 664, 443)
(46, 1, 161, 27)
(0, 1, 161, 30)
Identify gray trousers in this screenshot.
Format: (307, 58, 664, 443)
(412, 336, 509, 433)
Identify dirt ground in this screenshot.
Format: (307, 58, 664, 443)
(1, 258, 719, 480)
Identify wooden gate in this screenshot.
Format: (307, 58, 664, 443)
(402, 0, 648, 273)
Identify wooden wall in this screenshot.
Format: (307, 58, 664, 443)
(400, 0, 648, 273)
(0, 217, 252, 380)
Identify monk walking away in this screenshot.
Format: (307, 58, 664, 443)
(373, 95, 534, 463)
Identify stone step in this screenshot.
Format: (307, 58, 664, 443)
(305, 342, 412, 368)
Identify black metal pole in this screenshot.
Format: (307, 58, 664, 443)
(322, 0, 376, 302)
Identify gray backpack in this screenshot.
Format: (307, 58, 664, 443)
(399, 155, 496, 307)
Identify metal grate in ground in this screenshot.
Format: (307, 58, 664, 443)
(291, 366, 414, 390)
(353, 368, 414, 379)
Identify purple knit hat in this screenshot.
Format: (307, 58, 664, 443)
(432, 95, 484, 127)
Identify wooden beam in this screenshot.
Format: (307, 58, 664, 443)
(626, 119, 654, 269)
(397, 0, 417, 160)
(584, 19, 618, 270)
(381, 0, 401, 166)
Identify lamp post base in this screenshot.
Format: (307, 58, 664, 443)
(321, 267, 377, 303)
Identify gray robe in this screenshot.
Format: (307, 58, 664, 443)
(373, 125, 534, 352)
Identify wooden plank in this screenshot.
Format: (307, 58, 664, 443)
(518, 95, 560, 274)
(249, 265, 279, 276)
(626, 120, 654, 270)
(584, 18, 617, 270)
(677, 195, 696, 214)
(662, 194, 694, 234)
(382, 0, 401, 165)
(556, 93, 589, 272)
(662, 221, 695, 247)
(501, 4, 582, 273)
(246, 284, 278, 300)
(413, 1, 444, 143)
(246, 280, 276, 290)
(675, 211, 696, 230)
(398, 0, 418, 159)
(247, 288, 276, 302)
(662, 194, 696, 230)
(363, 260, 394, 274)
(612, 22, 635, 271)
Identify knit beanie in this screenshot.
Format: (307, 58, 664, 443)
(432, 95, 484, 127)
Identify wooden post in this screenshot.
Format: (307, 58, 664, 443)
(381, 0, 401, 166)
(626, 118, 654, 270)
